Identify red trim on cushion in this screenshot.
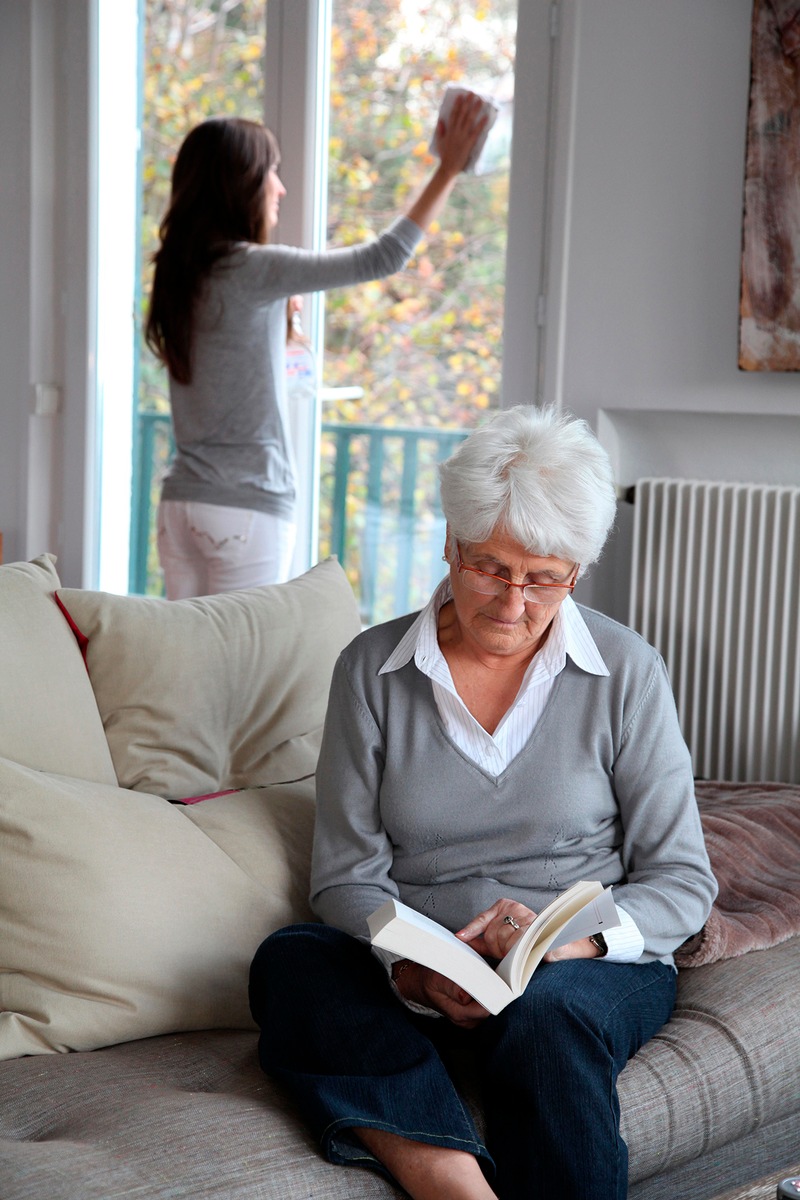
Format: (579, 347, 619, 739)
(177, 790, 239, 806)
(54, 592, 89, 665)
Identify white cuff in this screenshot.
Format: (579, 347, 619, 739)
(602, 905, 645, 962)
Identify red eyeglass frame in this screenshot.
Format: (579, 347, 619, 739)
(454, 542, 579, 602)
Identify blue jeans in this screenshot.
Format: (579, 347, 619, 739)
(249, 924, 676, 1200)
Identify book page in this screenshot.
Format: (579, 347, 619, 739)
(495, 882, 616, 994)
(547, 886, 619, 951)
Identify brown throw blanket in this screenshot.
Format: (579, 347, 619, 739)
(675, 781, 800, 967)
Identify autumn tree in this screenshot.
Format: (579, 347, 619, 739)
(323, 0, 516, 430)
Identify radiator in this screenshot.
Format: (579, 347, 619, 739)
(628, 478, 800, 783)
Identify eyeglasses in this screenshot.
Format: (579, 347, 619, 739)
(454, 543, 578, 605)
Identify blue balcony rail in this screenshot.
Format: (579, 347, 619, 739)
(131, 409, 468, 622)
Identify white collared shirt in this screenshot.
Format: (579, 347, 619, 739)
(380, 581, 608, 774)
(379, 580, 644, 964)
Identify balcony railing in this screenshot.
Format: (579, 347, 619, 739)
(131, 410, 467, 623)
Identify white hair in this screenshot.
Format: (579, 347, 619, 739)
(438, 406, 617, 570)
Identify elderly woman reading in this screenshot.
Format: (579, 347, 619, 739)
(249, 406, 716, 1200)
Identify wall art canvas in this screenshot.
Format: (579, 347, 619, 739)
(739, 0, 800, 370)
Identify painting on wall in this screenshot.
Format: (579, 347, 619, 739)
(739, 0, 800, 370)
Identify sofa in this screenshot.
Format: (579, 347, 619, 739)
(0, 553, 798, 1200)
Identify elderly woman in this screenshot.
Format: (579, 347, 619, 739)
(249, 406, 717, 1200)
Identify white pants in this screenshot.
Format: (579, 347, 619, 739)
(157, 500, 296, 599)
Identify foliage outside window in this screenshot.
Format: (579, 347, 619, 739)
(323, 0, 516, 431)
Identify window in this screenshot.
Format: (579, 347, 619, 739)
(128, 0, 540, 618)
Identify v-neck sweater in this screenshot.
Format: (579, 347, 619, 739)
(310, 604, 717, 967)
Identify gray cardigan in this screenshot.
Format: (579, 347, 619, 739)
(161, 217, 423, 517)
(310, 605, 717, 966)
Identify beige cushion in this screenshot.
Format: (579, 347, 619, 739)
(0, 555, 116, 783)
(57, 558, 361, 799)
(0, 756, 316, 1060)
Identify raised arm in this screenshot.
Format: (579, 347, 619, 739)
(247, 91, 488, 299)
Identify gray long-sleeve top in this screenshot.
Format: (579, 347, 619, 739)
(310, 605, 718, 967)
(161, 217, 423, 517)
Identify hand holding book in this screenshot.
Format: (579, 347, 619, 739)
(369, 881, 620, 1016)
(454, 897, 606, 964)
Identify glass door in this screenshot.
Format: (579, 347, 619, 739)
(318, 1, 517, 622)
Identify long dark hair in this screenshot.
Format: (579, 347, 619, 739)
(145, 116, 281, 384)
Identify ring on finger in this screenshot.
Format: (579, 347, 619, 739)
(503, 915, 520, 930)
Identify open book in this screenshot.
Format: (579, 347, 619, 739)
(368, 880, 620, 1015)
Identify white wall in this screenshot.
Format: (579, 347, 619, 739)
(536, 0, 800, 619)
(0, 0, 95, 587)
